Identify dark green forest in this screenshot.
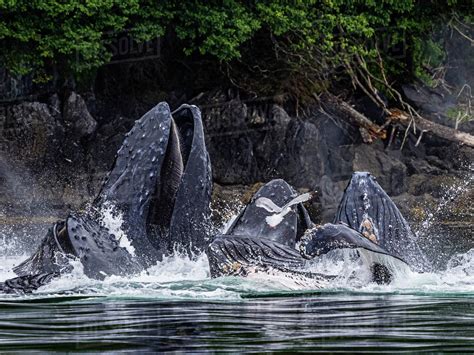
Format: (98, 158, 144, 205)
(1, 1, 472, 101)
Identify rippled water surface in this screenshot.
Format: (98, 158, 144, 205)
(1, 173, 473, 352)
(1, 248, 474, 352)
(0, 292, 473, 352)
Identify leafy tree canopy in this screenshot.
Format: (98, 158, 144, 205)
(0, 0, 471, 93)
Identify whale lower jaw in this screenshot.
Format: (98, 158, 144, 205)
(241, 265, 334, 290)
(207, 235, 335, 288)
(207, 235, 411, 288)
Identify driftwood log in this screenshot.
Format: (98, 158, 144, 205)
(388, 109, 474, 148)
(321, 93, 386, 143)
(322, 93, 474, 148)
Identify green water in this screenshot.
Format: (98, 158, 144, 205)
(0, 293, 472, 352)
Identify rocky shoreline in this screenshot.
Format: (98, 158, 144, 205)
(0, 84, 472, 260)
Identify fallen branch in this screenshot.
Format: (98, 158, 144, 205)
(321, 93, 387, 142)
(389, 109, 474, 148)
(322, 93, 474, 147)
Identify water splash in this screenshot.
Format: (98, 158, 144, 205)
(416, 165, 473, 238)
(1, 243, 474, 300)
(97, 201, 135, 256)
(0, 169, 472, 299)
(210, 197, 244, 234)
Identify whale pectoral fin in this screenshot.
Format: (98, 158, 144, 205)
(334, 172, 430, 271)
(300, 223, 399, 260)
(167, 105, 212, 256)
(0, 272, 59, 294)
(300, 223, 409, 284)
(225, 179, 305, 248)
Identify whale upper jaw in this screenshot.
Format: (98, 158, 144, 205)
(93, 102, 212, 267)
(334, 171, 431, 272)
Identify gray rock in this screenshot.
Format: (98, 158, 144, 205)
(0, 89, 471, 253)
(353, 144, 407, 196)
(406, 159, 443, 175)
(63, 92, 97, 138)
(403, 83, 474, 134)
(0, 102, 60, 166)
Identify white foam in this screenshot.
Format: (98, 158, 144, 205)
(2, 245, 474, 299)
(1, 201, 473, 298)
(98, 202, 136, 256)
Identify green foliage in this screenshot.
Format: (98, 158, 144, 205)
(446, 105, 473, 123)
(413, 38, 446, 87)
(0, 0, 472, 91)
(0, 0, 171, 79)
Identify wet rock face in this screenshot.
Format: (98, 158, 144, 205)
(353, 144, 407, 196)
(0, 102, 61, 166)
(403, 83, 474, 135)
(204, 101, 358, 189)
(0, 90, 472, 246)
(63, 92, 97, 138)
(0, 94, 103, 213)
(202, 98, 421, 221)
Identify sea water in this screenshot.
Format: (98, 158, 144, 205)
(0, 185, 473, 351)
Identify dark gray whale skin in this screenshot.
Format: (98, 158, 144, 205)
(333, 172, 431, 272)
(299, 223, 405, 263)
(1, 102, 212, 294)
(225, 179, 313, 248)
(207, 179, 321, 279)
(165, 105, 212, 256)
(207, 173, 427, 283)
(94, 103, 212, 266)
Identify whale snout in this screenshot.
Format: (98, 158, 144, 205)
(350, 171, 377, 184)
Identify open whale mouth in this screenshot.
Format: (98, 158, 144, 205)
(93, 103, 211, 265)
(207, 234, 335, 288)
(334, 172, 431, 272)
(147, 108, 195, 243)
(207, 176, 419, 286)
(11, 103, 212, 288)
(207, 225, 410, 288)
(207, 231, 409, 287)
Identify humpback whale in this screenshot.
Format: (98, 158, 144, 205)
(0, 102, 212, 294)
(0, 100, 429, 293)
(208, 173, 429, 285)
